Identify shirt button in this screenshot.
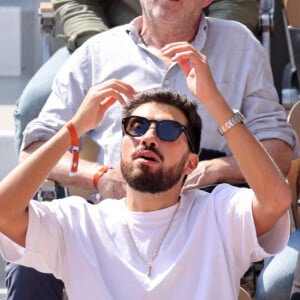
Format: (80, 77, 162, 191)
(164, 80, 170, 86)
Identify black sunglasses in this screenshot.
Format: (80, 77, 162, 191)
(122, 116, 195, 153)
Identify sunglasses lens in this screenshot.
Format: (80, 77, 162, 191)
(124, 116, 149, 137)
(158, 121, 182, 141)
(123, 116, 195, 153)
(123, 117, 185, 143)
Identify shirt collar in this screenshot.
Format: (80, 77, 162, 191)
(192, 15, 208, 51)
(126, 17, 143, 45)
(125, 14, 209, 51)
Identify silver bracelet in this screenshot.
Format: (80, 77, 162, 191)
(218, 109, 246, 136)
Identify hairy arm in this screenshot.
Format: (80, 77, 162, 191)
(162, 42, 292, 236)
(1, 80, 135, 246)
(0, 128, 73, 246)
(184, 139, 292, 191)
(20, 80, 134, 200)
(20, 141, 126, 200)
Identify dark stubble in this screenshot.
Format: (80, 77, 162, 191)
(121, 148, 189, 194)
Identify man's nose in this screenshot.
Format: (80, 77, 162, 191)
(139, 124, 159, 147)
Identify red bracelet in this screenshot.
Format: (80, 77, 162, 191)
(66, 121, 80, 176)
(93, 166, 111, 191)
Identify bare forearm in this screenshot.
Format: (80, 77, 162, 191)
(163, 41, 292, 236)
(21, 141, 100, 191)
(0, 127, 72, 245)
(184, 156, 244, 192)
(215, 139, 293, 182)
(0, 79, 136, 244)
(206, 98, 291, 235)
(186, 139, 292, 190)
(19, 80, 136, 199)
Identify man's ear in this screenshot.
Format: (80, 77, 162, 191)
(202, 0, 213, 9)
(185, 153, 199, 175)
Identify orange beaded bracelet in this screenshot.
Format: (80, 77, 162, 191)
(65, 121, 80, 176)
(93, 166, 111, 191)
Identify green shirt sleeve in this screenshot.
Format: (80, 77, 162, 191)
(205, 0, 259, 32)
(51, 0, 110, 52)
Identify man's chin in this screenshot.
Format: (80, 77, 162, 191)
(127, 180, 164, 194)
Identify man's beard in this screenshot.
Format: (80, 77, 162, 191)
(121, 150, 189, 194)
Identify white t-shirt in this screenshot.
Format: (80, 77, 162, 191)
(0, 184, 290, 300)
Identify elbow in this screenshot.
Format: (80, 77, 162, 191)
(259, 182, 292, 217)
(19, 141, 45, 163)
(19, 150, 29, 163)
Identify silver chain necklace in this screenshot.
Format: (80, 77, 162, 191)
(125, 199, 180, 277)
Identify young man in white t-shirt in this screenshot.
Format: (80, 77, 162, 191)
(0, 42, 291, 299)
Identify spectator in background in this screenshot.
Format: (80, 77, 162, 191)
(14, 0, 259, 153)
(14, 0, 141, 153)
(256, 165, 300, 299)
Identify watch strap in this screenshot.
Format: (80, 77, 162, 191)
(218, 110, 246, 136)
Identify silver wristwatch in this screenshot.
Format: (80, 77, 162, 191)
(218, 109, 246, 136)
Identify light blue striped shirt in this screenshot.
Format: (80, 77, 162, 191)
(23, 16, 298, 170)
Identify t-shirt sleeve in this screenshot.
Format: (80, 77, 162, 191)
(213, 184, 290, 274)
(0, 200, 65, 278)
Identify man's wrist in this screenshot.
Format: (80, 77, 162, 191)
(218, 109, 246, 136)
(65, 121, 80, 175)
(92, 166, 111, 191)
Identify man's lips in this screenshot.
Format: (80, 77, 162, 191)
(133, 150, 162, 163)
